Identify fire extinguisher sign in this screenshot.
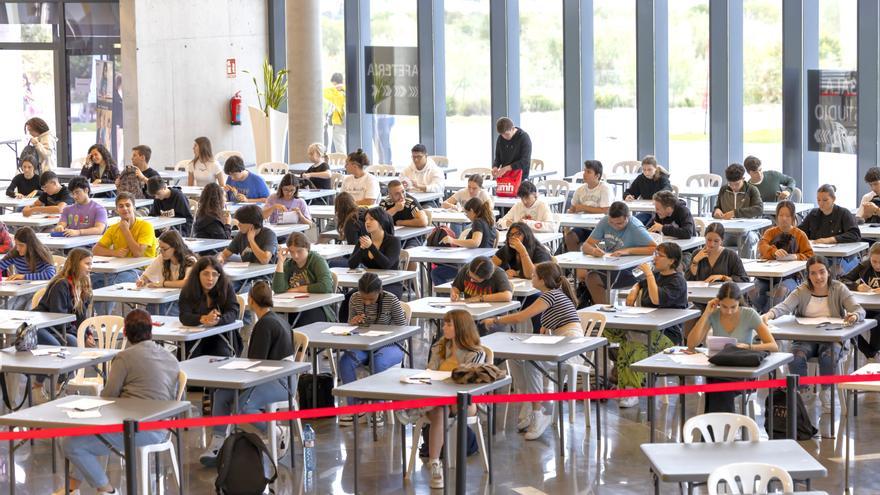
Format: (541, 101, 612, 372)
(226, 59, 236, 78)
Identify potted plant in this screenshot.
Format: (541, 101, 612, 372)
(245, 60, 289, 165)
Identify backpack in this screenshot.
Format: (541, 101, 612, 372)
(215, 431, 277, 495)
(296, 373, 335, 409)
(763, 389, 818, 440)
(426, 226, 456, 247)
(117, 166, 145, 199)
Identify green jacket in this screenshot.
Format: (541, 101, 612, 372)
(272, 251, 335, 320)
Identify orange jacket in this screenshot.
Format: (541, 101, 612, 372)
(758, 226, 813, 260)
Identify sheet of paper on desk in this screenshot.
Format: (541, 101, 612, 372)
(795, 317, 845, 325)
(151, 288, 178, 293)
(360, 330, 392, 337)
(67, 409, 102, 419)
(466, 303, 491, 308)
(409, 370, 452, 381)
(246, 366, 283, 373)
(58, 398, 114, 410)
(92, 256, 114, 262)
(522, 335, 565, 344)
(31, 347, 63, 356)
(854, 363, 880, 375)
(687, 281, 710, 288)
(621, 307, 656, 314)
(219, 360, 260, 370)
(224, 262, 250, 269)
(570, 337, 590, 343)
(71, 351, 107, 359)
(669, 353, 710, 365)
(321, 325, 357, 335)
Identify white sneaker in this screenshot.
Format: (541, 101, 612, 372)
(274, 424, 290, 460)
(516, 413, 532, 432)
(524, 411, 553, 440)
(429, 459, 444, 489)
(820, 387, 833, 413)
(199, 435, 225, 467)
(618, 396, 640, 409)
(51, 488, 80, 495)
(338, 413, 364, 426)
(518, 402, 532, 421)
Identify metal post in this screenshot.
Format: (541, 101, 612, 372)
(455, 392, 471, 495)
(857, 0, 880, 200)
(123, 419, 139, 495)
(563, 0, 595, 175)
(786, 374, 799, 440)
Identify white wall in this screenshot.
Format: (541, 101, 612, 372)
(121, 0, 268, 168)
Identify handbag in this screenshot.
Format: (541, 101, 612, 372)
(495, 169, 523, 198)
(451, 363, 507, 384)
(12, 321, 37, 352)
(707, 343, 768, 367)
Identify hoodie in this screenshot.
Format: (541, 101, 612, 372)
(649, 199, 695, 239)
(713, 183, 763, 218)
(493, 128, 533, 179)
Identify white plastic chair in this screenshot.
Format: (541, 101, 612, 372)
(331, 172, 344, 190)
(137, 370, 186, 495)
(68, 316, 126, 395)
(613, 160, 642, 174)
(537, 179, 570, 211)
(694, 217, 708, 237)
(687, 173, 723, 188)
(530, 159, 544, 172)
(683, 412, 760, 444)
(707, 462, 793, 494)
(30, 287, 47, 310)
(215, 150, 244, 166)
(257, 162, 289, 175)
(561, 312, 607, 427)
(459, 167, 493, 181)
(267, 331, 309, 464)
(429, 155, 449, 168)
(366, 164, 396, 177)
(174, 160, 190, 172)
(52, 255, 66, 271)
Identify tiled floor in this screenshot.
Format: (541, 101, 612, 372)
(4, 384, 879, 494)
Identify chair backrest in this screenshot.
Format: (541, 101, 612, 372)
(78, 315, 126, 351)
(707, 462, 794, 494)
(460, 167, 493, 181)
(671, 184, 680, 196)
(578, 311, 607, 338)
(694, 217, 707, 237)
(613, 160, 642, 174)
(331, 173, 344, 190)
(398, 249, 410, 271)
(175, 370, 188, 401)
(429, 155, 449, 168)
(530, 159, 544, 171)
(71, 156, 88, 168)
(292, 331, 309, 362)
(30, 287, 47, 310)
(537, 179, 570, 198)
(330, 272, 339, 293)
(188, 199, 199, 214)
(791, 187, 803, 203)
(52, 255, 66, 270)
(237, 294, 246, 321)
(257, 161, 289, 175)
(175, 159, 191, 172)
(367, 164, 396, 177)
(687, 173, 723, 188)
(327, 152, 347, 168)
(215, 150, 243, 166)
(683, 413, 761, 443)
(401, 301, 412, 325)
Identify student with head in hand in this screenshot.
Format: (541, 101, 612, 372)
(686, 222, 749, 284)
(712, 163, 763, 258)
(380, 179, 428, 248)
(647, 190, 695, 239)
(178, 256, 241, 357)
(347, 207, 402, 298)
(80, 143, 119, 195)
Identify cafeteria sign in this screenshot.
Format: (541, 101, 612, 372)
(807, 69, 857, 154)
(365, 46, 419, 116)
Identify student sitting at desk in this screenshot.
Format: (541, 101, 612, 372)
(496, 181, 557, 233)
(22, 171, 73, 217)
(179, 256, 241, 357)
(686, 222, 748, 284)
(401, 143, 445, 194)
(612, 242, 688, 408)
(5, 154, 40, 199)
(799, 184, 862, 274)
(147, 176, 193, 236)
(200, 281, 294, 467)
(330, 192, 363, 268)
(713, 163, 763, 258)
(623, 155, 672, 224)
(493, 222, 551, 329)
(223, 155, 270, 203)
(341, 148, 380, 206)
(53, 177, 108, 237)
(80, 143, 119, 197)
(186, 136, 224, 188)
(302, 142, 332, 190)
(380, 179, 429, 248)
(581, 201, 657, 305)
(192, 182, 232, 242)
(0, 227, 55, 309)
(272, 232, 334, 326)
(450, 257, 513, 307)
(687, 282, 778, 413)
(136, 230, 197, 315)
(744, 155, 797, 203)
(217, 204, 278, 266)
(57, 309, 179, 495)
(430, 198, 498, 285)
(262, 173, 313, 226)
(484, 262, 582, 438)
(441, 174, 493, 211)
(842, 242, 880, 360)
(564, 159, 612, 253)
(762, 255, 865, 412)
(91, 192, 158, 314)
(337, 272, 407, 425)
(754, 201, 814, 312)
(857, 166, 880, 224)
(348, 207, 402, 298)
(647, 190, 695, 239)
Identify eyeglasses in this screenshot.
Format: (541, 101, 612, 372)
(653, 251, 668, 258)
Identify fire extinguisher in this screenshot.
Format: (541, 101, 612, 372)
(230, 91, 242, 125)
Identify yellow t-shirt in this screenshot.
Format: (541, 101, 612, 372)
(97, 217, 158, 258)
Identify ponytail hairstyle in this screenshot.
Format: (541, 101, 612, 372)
(463, 197, 495, 227)
(715, 281, 745, 306)
(307, 142, 328, 163)
(347, 148, 370, 169)
(534, 261, 577, 305)
(817, 183, 837, 200)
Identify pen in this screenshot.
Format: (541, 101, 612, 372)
(293, 295, 310, 299)
(209, 356, 231, 363)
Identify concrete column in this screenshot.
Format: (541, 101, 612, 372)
(286, 0, 323, 162)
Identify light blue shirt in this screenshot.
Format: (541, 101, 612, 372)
(707, 307, 762, 344)
(227, 171, 270, 199)
(588, 215, 653, 252)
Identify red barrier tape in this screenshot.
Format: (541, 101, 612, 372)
(1, 373, 878, 442)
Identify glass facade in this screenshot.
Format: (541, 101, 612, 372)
(743, 0, 783, 172)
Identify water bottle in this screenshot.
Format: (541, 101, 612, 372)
(609, 289, 619, 309)
(303, 424, 316, 489)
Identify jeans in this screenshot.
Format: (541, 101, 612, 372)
(90, 269, 140, 315)
(211, 379, 293, 435)
(147, 301, 180, 316)
(704, 377, 742, 414)
(430, 264, 458, 287)
(789, 341, 843, 378)
(37, 328, 76, 347)
(754, 277, 800, 314)
(338, 345, 404, 405)
(61, 430, 167, 488)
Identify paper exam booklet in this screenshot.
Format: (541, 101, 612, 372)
(57, 398, 114, 411)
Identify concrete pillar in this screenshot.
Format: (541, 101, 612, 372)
(286, 0, 323, 163)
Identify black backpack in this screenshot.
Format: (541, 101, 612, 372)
(215, 431, 277, 495)
(296, 373, 336, 409)
(763, 389, 818, 441)
(426, 226, 456, 247)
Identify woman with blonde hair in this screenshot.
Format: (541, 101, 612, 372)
(303, 142, 331, 190)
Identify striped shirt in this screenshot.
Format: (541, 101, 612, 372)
(0, 256, 56, 280)
(349, 290, 407, 326)
(538, 288, 580, 332)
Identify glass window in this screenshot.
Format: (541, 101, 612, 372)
(369, 0, 419, 167)
(320, 0, 346, 155)
(0, 49, 54, 178)
(64, 2, 120, 40)
(67, 54, 120, 162)
(0, 2, 57, 43)
(743, 0, 782, 172)
(817, 0, 857, 208)
(668, 0, 710, 181)
(519, 0, 564, 179)
(444, 0, 490, 171)
(594, 0, 637, 173)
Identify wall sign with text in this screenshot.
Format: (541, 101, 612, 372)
(364, 46, 419, 116)
(807, 69, 857, 154)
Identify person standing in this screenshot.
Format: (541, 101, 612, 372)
(324, 73, 346, 154)
(25, 117, 56, 172)
(493, 117, 532, 180)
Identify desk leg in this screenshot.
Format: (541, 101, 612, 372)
(176, 426, 184, 495)
(830, 380, 836, 439)
(853, 346, 860, 417)
(400, 421, 406, 482)
(652, 469, 660, 495)
(845, 388, 852, 493)
(312, 349, 319, 414)
(353, 416, 360, 494)
(287, 375, 296, 470)
(679, 375, 685, 442)
(369, 352, 378, 442)
(557, 362, 564, 458)
(648, 372, 656, 444)
(50, 374, 56, 473)
(442, 405, 449, 495)
(233, 391, 239, 432)
(487, 402, 494, 485)
(768, 371, 775, 440)
(64, 457, 70, 495)
(407, 337, 414, 368)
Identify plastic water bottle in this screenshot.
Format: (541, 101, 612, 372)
(303, 424, 316, 489)
(609, 289, 619, 309)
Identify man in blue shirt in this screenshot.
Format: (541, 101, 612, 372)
(223, 155, 270, 202)
(581, 201, 657, 304)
